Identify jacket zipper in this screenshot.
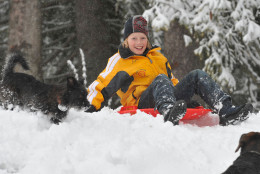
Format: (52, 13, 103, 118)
(146, 55, 161, 75)
(146, 56, 153, 63)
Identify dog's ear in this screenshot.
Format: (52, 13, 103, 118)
(235, 134, 247, 153)
(235, 132, 257, 153)
(67, 77, 79, 89)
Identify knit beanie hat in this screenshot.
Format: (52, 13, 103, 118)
(123, 15, 149, 40)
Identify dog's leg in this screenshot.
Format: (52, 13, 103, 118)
(50, 110, 67, 124)
(50, 117, 61, 124)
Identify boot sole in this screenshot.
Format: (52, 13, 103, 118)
(220, 103, 253, 126)
(164, 100, 187, 125)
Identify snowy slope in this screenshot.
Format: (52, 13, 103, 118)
(0, 107, 259, 174)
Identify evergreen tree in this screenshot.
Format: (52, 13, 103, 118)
(144, 0, 260, 108)
(41, 0, 76, 83)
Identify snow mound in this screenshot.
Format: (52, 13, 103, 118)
(0, 107, 259, 174)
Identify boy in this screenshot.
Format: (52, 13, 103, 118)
(86, 15, 253, 126)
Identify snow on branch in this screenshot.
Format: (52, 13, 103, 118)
(145, 0, 260, 107)
(79, 48, 87, 87)
(67, 60, 79, 80)
(67, 48, 87, 88)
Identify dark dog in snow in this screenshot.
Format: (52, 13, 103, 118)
(222, 132, 260, 174)
(0, 53, 89, 124)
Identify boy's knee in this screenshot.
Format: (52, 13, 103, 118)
(189, 69, 208, 79)
(191, 69, 204, 75)
(153, 74, 172, 85)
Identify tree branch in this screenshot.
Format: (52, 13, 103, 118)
(0, 18, 8, 25)
(43, 34, 71, 47)
(42, 23, 74, 34)
(55, 50, 77, 75)
(42, 33, 76, 65)
(41, 0, 72, 9)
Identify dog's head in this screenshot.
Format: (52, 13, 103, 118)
(61, 77, 90, 110)
(235, 132, 260, 154)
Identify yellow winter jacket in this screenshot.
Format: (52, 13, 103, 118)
(87, 45, 179, 111)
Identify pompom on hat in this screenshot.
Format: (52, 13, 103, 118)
(123, 15, 149, 40)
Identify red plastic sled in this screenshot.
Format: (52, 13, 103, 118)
(118, 106, 212, 121)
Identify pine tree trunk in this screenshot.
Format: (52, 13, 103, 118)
(164, 20, 205, 105)
(164, 20, 203, 79)
(8, 0, 42, 80)
(75, 0, 118, 84)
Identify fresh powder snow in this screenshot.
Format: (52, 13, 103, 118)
(0, 107, 259, 174)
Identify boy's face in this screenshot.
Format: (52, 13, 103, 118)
(127, 32, 148, 55)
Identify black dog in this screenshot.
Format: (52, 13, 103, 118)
(222, 132, 260, 174)
(0, 53, 89, 123)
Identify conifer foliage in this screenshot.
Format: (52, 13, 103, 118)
(144, 0, 260, 108)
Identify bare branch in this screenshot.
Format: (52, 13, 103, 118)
(41, 0, 72, 9)
(42, 23, 74, 34)
(0, 18, 8, 25)
(42, 33, 76, 65)
(55, 50, 77, 75)
(44, 34, 71, 47)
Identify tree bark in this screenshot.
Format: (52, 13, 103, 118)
(164, 20, 203, 80)
(164, 20, 205, 105)
(8, 0, 42, 80)
(75, 0, 118, 84)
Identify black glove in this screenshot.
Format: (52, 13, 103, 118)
(84, 105, 98, 113)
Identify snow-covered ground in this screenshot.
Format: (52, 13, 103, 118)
(0, 107, 259, 174)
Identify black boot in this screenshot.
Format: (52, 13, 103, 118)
(162, 100, 187, 125)
(219, 103, 253, 126)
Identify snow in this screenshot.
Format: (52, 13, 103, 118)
(183, 35, 192, 47)
(144, 0, 260, 109)
(0, 107, 259, 174)
(243, 21, 260, 43)
(67, 60, 79, 81)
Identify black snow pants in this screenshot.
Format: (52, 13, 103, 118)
(138, 69, 231, 115)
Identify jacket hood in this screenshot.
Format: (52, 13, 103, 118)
(118, 44, 160, 59)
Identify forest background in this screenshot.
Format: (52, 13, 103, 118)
(0, 0, 259, 110)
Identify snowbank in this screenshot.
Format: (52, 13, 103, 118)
(0, 107, 259, 174)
